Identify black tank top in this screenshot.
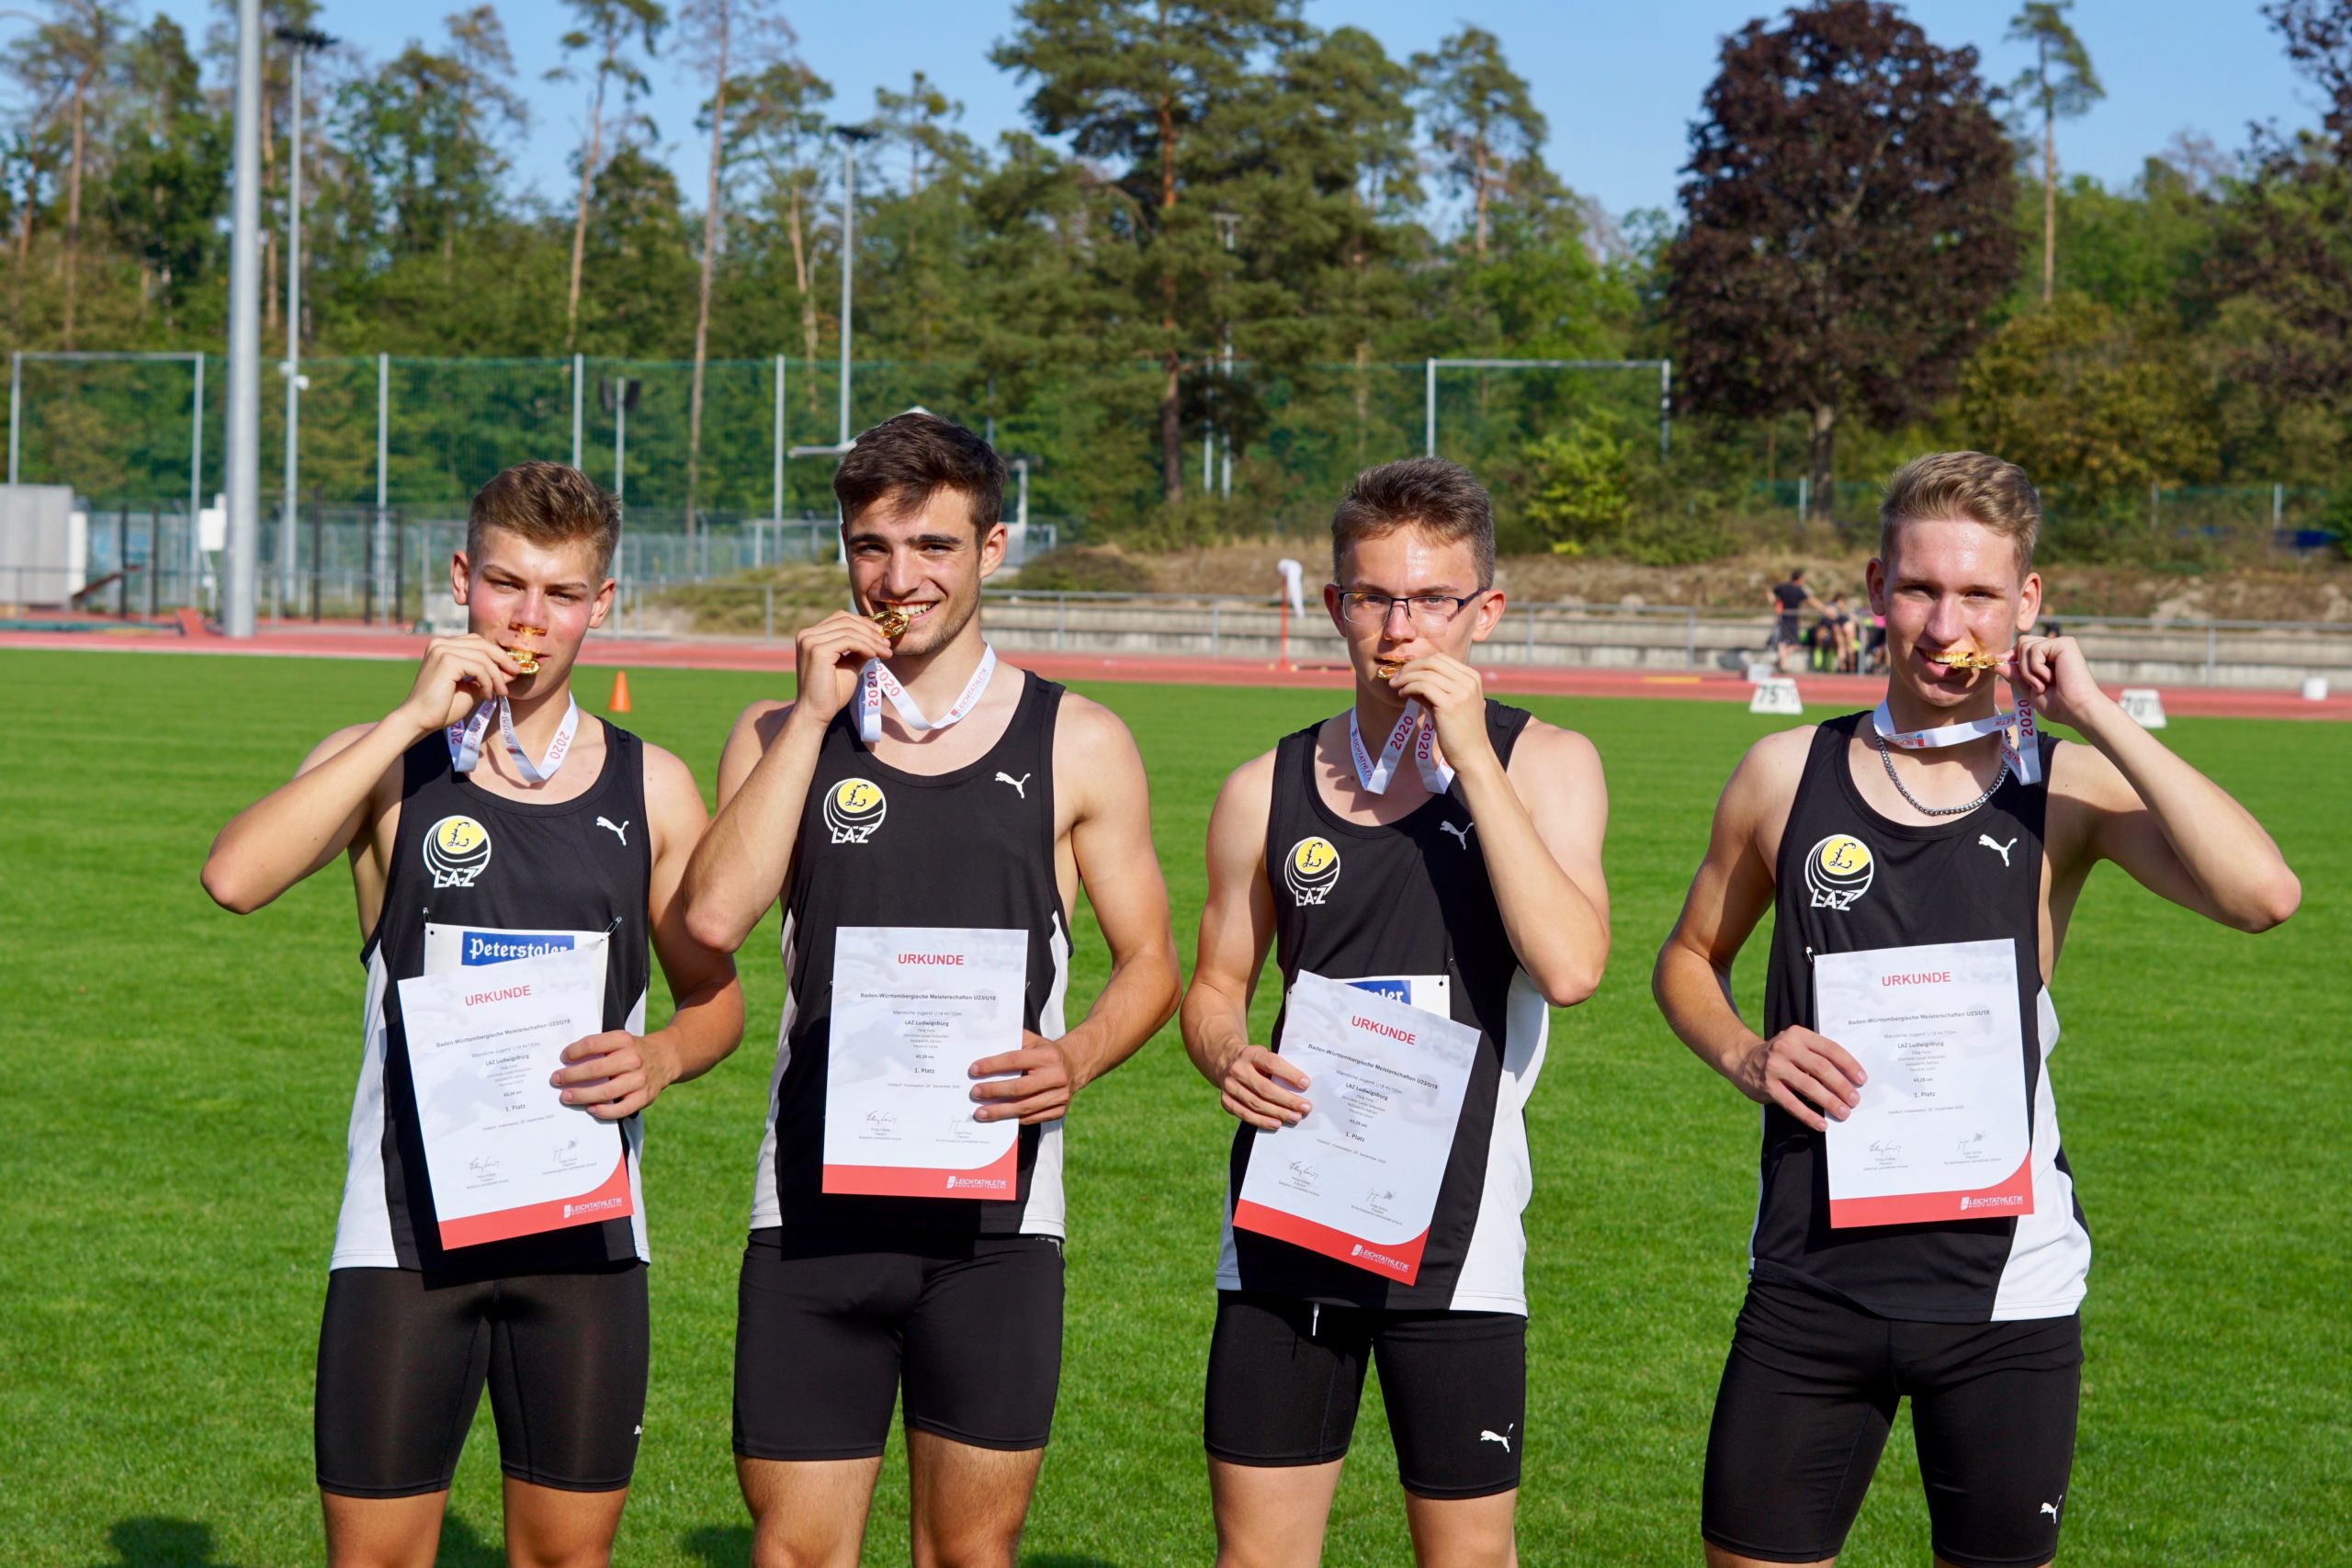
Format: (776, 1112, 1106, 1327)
(752, 670, 1072, 1235)
(346, 721, 652, 1277)
(1757, 711, 2082, 1321)
(1221, 701, 1549, 1313)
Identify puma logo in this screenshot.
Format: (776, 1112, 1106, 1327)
(1478, 1423, 1516, 1453)
(2040, 1495, 2063, 1520)
(1978, 833, 2016, 867)
(596, 817, 629, 845)
(1440, 820, 1473, 849)
(994, 772, 1031, 798)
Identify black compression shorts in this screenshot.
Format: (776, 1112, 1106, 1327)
(732, 1228, 1065, 1461)
(1702, 1280, 2082, 1568)
(1203, 1291, 1526, 1500)
(315, 1262, 648, 1497)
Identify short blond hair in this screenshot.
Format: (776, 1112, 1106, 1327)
(469, 461, 621, 577)
(1878, 452, 2040, 578)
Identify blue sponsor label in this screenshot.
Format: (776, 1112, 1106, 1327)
(1348, 978, 1413, 1004)
(461, 932, 578, 966)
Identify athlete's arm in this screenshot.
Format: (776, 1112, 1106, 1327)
(551, 745, 745, 1119)
(1397, 659, 1610, 1004)
(680, 611, 895, 952)
(1179, 751, 1310, 1133)
(968, 695, 1182, 1124)
(2017, 636, 2301, 934)
(200, 636, 521, 915)
(1652, 728, 1868, 1133)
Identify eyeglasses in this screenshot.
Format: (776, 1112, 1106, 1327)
(1338, 588, 1483, 627)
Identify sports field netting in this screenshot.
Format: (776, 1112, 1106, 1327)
(0, 650, 2342, 1564)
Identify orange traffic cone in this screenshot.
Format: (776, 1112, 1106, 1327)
(608, 671, 633, 714)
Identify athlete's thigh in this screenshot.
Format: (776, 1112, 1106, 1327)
(316, 1268, 493, 1504)
(905, 1427, 1046, 1568)
(483, 1263, 649, 1495)
(1204, 1292, 1373, 1568)
(1402, 1487, 1521, 1568)
(501, 1475, 629, 1568)
(1371, 1310, 1526, 1504)
(1701, 1283, 1897, 1567)
(737, 1453, 884, 1568)
(1904, 1315, 2081, 1568)
(733, 1230, 917, 1463)
(321, 1493, 449, 1568)
(899, 1236, 1065, 1452)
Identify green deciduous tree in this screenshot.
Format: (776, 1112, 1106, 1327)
(1409, 25, 1545, 259)
(550, 0, 666, 352)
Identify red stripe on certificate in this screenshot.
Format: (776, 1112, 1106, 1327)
(1232, 1198, 1431, 1285)
(436, 1151, 634, 1249)
(1827, 1152, 2035, 1229)
(822, 1138, 1021, 1200)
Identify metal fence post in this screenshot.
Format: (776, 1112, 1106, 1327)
(1524, 608, 1536, 663)
(2206, 624, 2217, 686)
(1424, 358, 1437, 457)
(1057, 593, 1067, 651)
(763, 583, 775, 641)
(1211, 600, 1220, 656)
(7, 350, 18, 485)
(188, 354, 205, 605)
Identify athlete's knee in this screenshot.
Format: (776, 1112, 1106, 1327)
(748, 1526, 861, 1568)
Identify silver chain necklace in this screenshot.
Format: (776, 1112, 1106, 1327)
(1876, 732, 2007, 818)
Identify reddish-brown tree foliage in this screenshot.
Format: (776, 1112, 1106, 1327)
(1665, 1, 2017, 520)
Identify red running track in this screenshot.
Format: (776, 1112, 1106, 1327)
(4, 620, 2347, 722)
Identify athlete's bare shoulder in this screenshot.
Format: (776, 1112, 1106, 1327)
(1216, 744, 1282, 809)
(638, 739, 706, 811)
(731, 697, 796, 752)
(1720, 723, 1818, 857)
(1509, 714, 1602, 774)
(1050, 688, 1136, 759)
(298, 721, 387, 777)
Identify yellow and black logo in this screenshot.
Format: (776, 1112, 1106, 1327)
(423, 814, 493, 889)
(1804, 833, 1875, 910)
(823, 777, 889, 844)
(1283, 835, 1342, 907)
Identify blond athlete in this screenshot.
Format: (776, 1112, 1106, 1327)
(1656, 452, 2299, 1568)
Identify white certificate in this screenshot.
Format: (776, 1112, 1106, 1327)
(1816, 938, 2034, 1228)
(822, 926, 1029, 1200)
(396, 946, 630, 1248)
(1232, 969, 1483, 1284)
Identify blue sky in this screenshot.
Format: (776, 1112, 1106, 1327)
(118, 0, 2321, 220)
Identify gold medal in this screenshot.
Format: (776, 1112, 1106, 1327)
(1927, 648, 2001, 671)
(504, 623, 545, 674)
(872, 606, 912, 642)
(1375, 659, 1403, 680)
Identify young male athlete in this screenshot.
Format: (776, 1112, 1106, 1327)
(1182, 457, 1611, 1568)
(201, 461, 745, 1568)
(679, 412, 1182, 1568)
(1655, 452, 2301, 1568)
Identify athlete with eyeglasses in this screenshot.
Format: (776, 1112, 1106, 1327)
(1182, 457, 1610, 1568)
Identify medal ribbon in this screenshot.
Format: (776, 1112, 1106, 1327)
(1348, 703, 1455, 795)
(857, 643, 998, 744)
(1871, 694, 2042, 786)
(447, 693, 581, 784)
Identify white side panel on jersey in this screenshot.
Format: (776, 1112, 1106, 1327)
(623, 987, 650, 1263)
(747, 913, 798, 1231)
(1991, 987, 2091, 1321)
(1447, 967, 1549, 1314)
(330, 948, 399, 1270)
(1013, 912, 1072, 1240)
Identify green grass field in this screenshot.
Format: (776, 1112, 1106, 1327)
(1, 648, 2343, 1566)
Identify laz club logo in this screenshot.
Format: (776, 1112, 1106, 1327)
(823, 778, 888, 844)
(423, 815, 493, 888)
(1804, 833, 1874, 909)
(1283, 836, 1341, 906)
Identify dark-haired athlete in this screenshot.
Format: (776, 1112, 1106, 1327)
(1657, 452, 2299, 1568)
(1182, 457, 1609, 1568)
(203, 462, 744, 1568)
(682, 412, 1181, 1568)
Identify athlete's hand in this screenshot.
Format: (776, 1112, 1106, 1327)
(789, 612, 897, 729)
(968, 1032, 1077, 1125)
(397, 635, 522, 736)
(1387, 653, 1496, 773)
(1214, 1043, 1311, 1132)
(2000, 633, 2109, 731)
(1733, 1026, 1866, 1132)
(551, 1029, 681, 1121)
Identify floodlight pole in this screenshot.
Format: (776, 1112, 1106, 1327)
(376, 351, 390, 620)
(1423, 357, 1437, 457)
(224, 0, 264, 638)
(832, 124, 877, 447)
(772, 353, 786, 519)
(188, 354, 205, 598)
(571, 352, 584, 468)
